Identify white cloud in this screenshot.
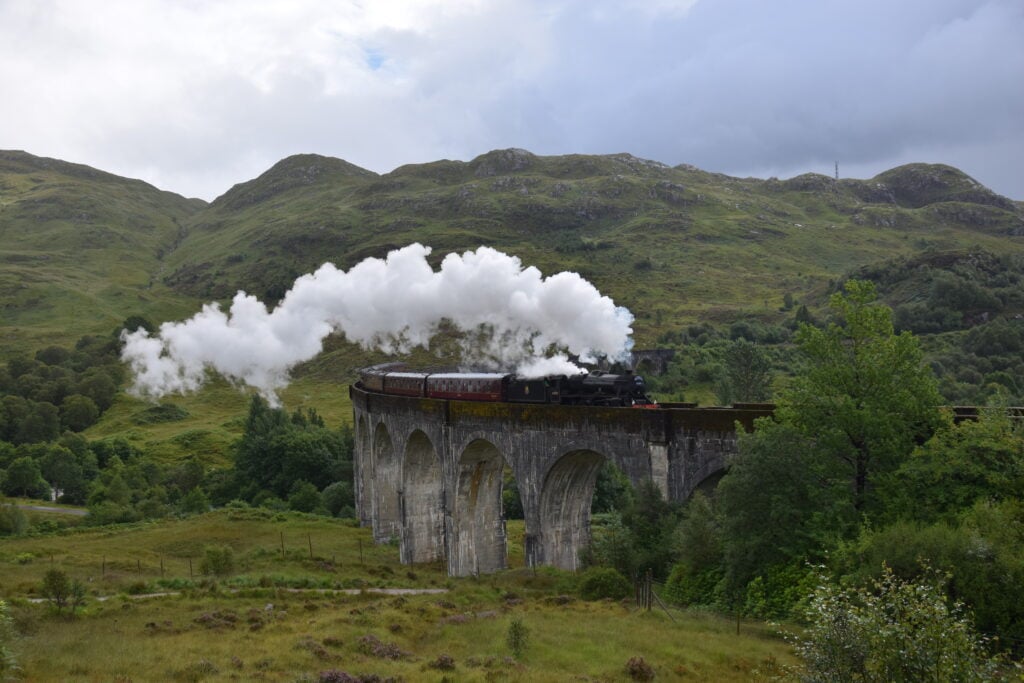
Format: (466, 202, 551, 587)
(0, 0, 1020, 200)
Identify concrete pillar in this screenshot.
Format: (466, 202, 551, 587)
(371, 423, 401, 543)
(648, 442, 669, 498)
(400, 430, 445, 564)
(448, 439, 507, 576)
(538, 450, 604, 571)
(355, 415, 373, 527)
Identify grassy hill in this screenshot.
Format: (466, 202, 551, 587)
(0, 151, 207, 356)
(0, 511, 794, 681)
(2, 148, 1023, 457)
(160, 150, 1024, 342)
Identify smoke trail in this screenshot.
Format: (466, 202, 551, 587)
(121, 243, 635, 401)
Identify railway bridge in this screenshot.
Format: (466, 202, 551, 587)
(351, 384, 772, 577)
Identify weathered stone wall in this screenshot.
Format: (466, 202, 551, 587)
(351, 386, 772, 576)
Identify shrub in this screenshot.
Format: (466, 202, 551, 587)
(0, 600, 19, 680)
(0, 504, 28, 536)
(794, 566, 1001, 682)
(579, 567, 631, 601)
(428, 653, 456, 671)
(506, 616, 529, 660)
(321, 481, 354, 517)
(356, 634, 408, 660)
(625, 656, 655, 681)
(288, 480, 324, 514)
(199, 545, 235, 577)
(40, 568, 86, 615)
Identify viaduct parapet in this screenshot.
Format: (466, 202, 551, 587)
(351, 385, 772, 577)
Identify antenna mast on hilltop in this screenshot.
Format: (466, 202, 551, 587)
(835, 161, 839, 180)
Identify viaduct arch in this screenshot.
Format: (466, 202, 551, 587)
(351, 385, 772, 577)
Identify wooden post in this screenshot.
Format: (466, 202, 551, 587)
(102, 556, 106, 577)
(137, 559, 141, 575)
(308, 533, 313, 560)
(358, 539, 364, 565)
(188, 557, 193, 578)
(280, 531, 285, 558)
(160, 557, 164, 577)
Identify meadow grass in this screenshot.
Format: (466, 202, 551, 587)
(1, 512, 797, 682)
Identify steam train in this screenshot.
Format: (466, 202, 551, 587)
(357, 363, 655, 407)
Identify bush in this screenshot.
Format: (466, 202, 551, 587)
(40, 568, 86, 615)
(428, 653, 456, 671)
(199, 545, 235, 577)
(625, 656, 655, 681)
(664, 561, 722, 608)
(287, 480, 324, 514)
(0, 504, 28, 536)
(742, 563, 816, 620)
(0, 599, 19, 680)
(321, 481, 354, 517)
(794, 566, 1001, 682)
(578, 567, 631, 601)
(506, 616, 529, 659)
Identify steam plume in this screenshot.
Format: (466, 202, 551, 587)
(122, 244, 634, 401)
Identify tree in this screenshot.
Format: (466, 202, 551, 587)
(622, 479, 678, 578)
(1, 457, 49, 499)
(177, 487, 210, 515)
(40, 568, 86, 616)
(591, 462, 633, 513)
(0, 397, 29, 443)
(884, 405, 1024, 525)
(39, 445, 86, 502)
(715, 339, 772, 404)
(716, 281, 944, 595)
(665, 492, 724, 606)
(14, 401, 60, 444)
(718, 422, 845, 591)
(59, 394, 99, 432)
(234, 395, 350, 499)
(781, 280, 942, 515)
(74, 370, 117, 412)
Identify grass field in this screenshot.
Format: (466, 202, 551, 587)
(1, 511, 796, 682)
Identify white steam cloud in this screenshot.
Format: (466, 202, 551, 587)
(122, 244, 634, 401)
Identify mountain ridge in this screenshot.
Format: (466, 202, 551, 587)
(2, 148, 1022, 357)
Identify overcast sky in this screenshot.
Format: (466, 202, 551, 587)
(1, 0, 1021, 201)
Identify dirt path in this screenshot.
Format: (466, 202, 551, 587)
(27, 587, 449, 604)
(14, 504, 88, 517)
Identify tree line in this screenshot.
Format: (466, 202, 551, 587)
(584, 281, 1024, 670)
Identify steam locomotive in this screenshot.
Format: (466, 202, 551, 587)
(357, 363, 655, 407)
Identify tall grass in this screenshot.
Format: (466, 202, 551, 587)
(2, 513, 795, 681)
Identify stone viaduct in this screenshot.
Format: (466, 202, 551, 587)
(350, 384, 773, 577)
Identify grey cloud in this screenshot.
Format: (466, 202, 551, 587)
(0, 0, 1020, 199)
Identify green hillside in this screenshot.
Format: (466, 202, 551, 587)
(0, 151, 207, 356)
(2, 148, 1023, 458)
(164, 150, 1024, 342)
